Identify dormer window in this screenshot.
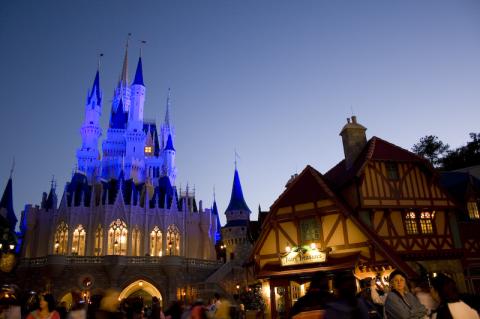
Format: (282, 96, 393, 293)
(468, 202, 479, 220)
(405, 212, 418, 235)
(145, 146, 152, 155)
(386, 162, 399, 180)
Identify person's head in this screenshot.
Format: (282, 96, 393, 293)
(308, 272, 329, 293)
(152, 297, 159, 304)
(39, 294, 56, 312)
(359, 278, 372, 291)
(431, 274, 459, 303)
(213, 293, 220, 301)
(334, 271, 357, 300)
(389, 270, 408, 294)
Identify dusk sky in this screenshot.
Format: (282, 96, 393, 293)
(1, 1, 479, 225)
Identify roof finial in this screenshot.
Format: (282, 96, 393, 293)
(140, 40, 146, 58)
(350, 105, 354, 117)
(165, 88, 172, 126)
(97, 53, 104, 71)
(50, 175, 56, 190)
(119, 33, 131, 85)
(9, 157, 15, 179)
(213, 185, 216, 201)
(234, 149, 240, 170)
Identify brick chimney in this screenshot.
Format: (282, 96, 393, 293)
(340, 116, 367, 170)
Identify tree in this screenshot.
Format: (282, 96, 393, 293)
(442, 133, 480, 170)
(412, 135, 449, 167)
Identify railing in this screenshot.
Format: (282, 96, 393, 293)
(205, 261, 233, 282)
(20, 255, 223, 268)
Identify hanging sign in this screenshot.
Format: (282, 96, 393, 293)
(281, 247, 327, 266)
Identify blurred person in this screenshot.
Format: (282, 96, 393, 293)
(95, 289, 125, 319)
(384, 270, 426, 319)
(191, 300, 207, 319)
(357, 278, 383, 319)
(214, 295, 231, 319)
(289, 272, 333, 319)
(150, 297, 165, 319)
(431, 273, 479, 319)
(164, 301, 183, 319)
(413, 280, 437, 319)
(324, 271, 369, 319)
(26, 293, 61, 319)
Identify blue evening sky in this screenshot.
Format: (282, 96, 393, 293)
(1, 1, 479, 225)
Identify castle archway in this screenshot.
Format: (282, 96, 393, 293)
(118, 280, 162, 306)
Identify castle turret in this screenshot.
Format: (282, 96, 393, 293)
(221, 167, 251, 262)
(76, 69, 103, 182)
(125, 56, 146, 183)
(340, 115, 367, 170)
(0, 176, 17, 230)
(162, 134, 177, 185)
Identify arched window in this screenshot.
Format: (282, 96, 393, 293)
(72, 225, 86, 256)
(94, 225, 103, 256)
(132, 227, 141, 256)
(54, 222, 68, 255)
(108, 219, 128, 255)
(420, 211, 435, 234)
(150, 226, 162, 256)
(404, 212, 418, 235)
(166, 225, 180, 256)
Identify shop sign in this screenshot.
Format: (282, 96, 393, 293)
(281, 247, 327, 266)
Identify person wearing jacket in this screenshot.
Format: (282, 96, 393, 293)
(384, 270, 426, 319)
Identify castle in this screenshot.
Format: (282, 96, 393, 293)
(14, 45, 237, 304)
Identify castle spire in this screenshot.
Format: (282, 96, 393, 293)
(87, 69, 101, 106)
(225, 167, 251, 213)
(0, 175, 17, 229)
(119, 35, 130, 86)
(132, 56, 144, 86)
(164, 134, 175, 151)
(165, 88, 171, 126)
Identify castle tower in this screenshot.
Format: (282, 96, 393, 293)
(0, 176, 17, 230)
(340, 115, 367, 169)
(162, 134, 177, 186)
(76, 69, 102, 182)
(160, 89, 176, 151)
(101, 46, 129, 180)
(221, 167, 251, 263)
(125, 56, 147, 183)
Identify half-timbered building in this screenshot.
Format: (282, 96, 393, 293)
(251, 116, 466, 319)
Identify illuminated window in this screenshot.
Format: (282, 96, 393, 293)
(468, 202, 479, 220)
(108, 219, 128, 255)
(166, 225, 180, 256)
(150, 226, 163, 256)
(405, 212, 418, 235)
(72, 225, 86, 256)
(300, 218, 320, 243)
(145, 146, 152, 154)
(54, 222, 69, 255)
(420, 211, 435, 234)
(94, 225, 103, 256)
(132, 227, 141, 256)
(386, 162, 399, 180)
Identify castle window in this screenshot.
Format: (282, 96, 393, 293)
(300, 218, 320, 243)
(108, 219, 128, 255)
(419, 211, 435, 234)
(94, 225, 103, 256)
(468, 202, 479, 220)
(54, 221, 68, 255)
(166, 225, 180, 256)
(150, 226, 163, 257)
(72, 225, 86, 256)
(404, 212, 418, 235)
(132, 227, 141, 256)
(386, 163, 399, 180)
(145, 146, 152, 155)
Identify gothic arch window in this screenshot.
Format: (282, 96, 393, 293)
(166, 225, 180, 256)
(54, 221, 68, 255)
(72, 225, 86, 256)
(150, 226, 163, 256)
(108, 219, 128, 255)
(132, 227, 141, 256)
(94, 225, 103, 256)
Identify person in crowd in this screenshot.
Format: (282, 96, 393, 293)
(412, 280, 437, 318)
(55, 301, 67, 319)
(214, 294, 231, 319)
(26, 293, 61, 319)
(150, 297, 165, 319)
(324, 271, 370, 319)
(191, 300, 208, 319)
(164, 301, 183, 319)
(384, 270, 427, 319)
(289, 272, 333, 319)
(95, 289, 125, 319)
(431, 273, 480, 319)
(357, 278, 383, 319)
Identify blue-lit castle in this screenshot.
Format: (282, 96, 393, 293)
(15, 46, 244, 304)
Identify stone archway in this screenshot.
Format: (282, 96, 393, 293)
(119, 280, 162, 306)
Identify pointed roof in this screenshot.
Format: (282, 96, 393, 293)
(119, 43, 128, 86)
(212, 200, 219, 215)
(164, 134, 175, 151)
(225, 168, 251, 213)
(324, 136, 433, 190)
(164, 88, 171, 126)
(132, 57, 144, 86)
(110, 99, 128, 129)
(257, 165, 416, 278)
(87, 70, 101, 106)
(0, 178, 17, 229)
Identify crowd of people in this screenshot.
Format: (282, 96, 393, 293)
(0, 289, 245, 319)
(289, 270, 480, 319)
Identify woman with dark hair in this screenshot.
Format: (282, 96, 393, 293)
(431, 273, 479, 319)
(26, 293, 60, 319)
(384, 270, 426, 319)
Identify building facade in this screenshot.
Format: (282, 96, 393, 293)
(14, 46, 223, 306)
(251, 116, 466, 319)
